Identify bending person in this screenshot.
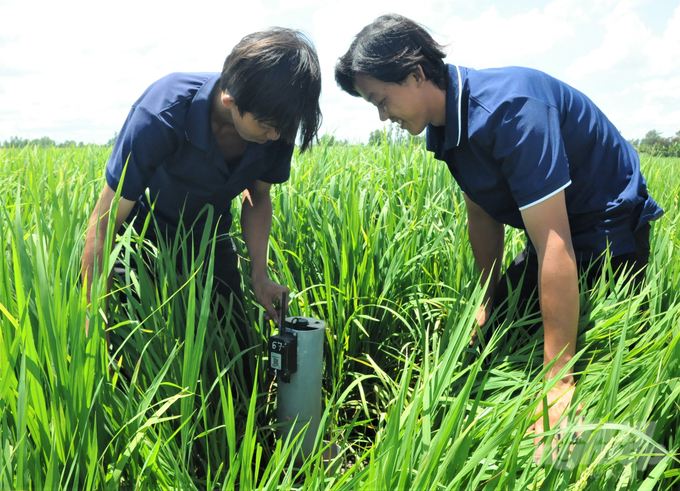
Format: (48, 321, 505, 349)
(83, 28, 322, 377)
(335, 13, 662, 460)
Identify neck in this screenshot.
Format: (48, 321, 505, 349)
(211, 87, 234, 129)
(428, 83, 447, 127)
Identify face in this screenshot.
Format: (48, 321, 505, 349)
(231, 109, 280, 144)
(353, 71, 429, 135)
(221, 92, 280, 144)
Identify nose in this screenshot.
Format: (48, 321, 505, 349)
(378, 106, 389, 122)
(267, 129, 280, 141)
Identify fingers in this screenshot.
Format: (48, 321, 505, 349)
(471, 303, 493, 347)
(530, 394, 583, 466)
(262, 307, 277, 323)
(262, 295, 282, 325)
(469, 329, 478, 347)
(254, 280, 290, 325)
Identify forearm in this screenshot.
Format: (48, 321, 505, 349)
(82, 184, 135, 335)
(82, 204, 113, 337)
(468, 218, 504, 304)
(241, 184, 289, 322)
(465, 195, 505, 306)
(241, 191, 273, 280)
(537, 243, 579, 386)
(82, 207, 111, 304)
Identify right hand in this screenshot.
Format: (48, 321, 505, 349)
(251, 275, 290, 325)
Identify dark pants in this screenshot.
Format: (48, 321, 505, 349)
(491, 223, 651, 333)
(201, 235, 255, 390)
(205, 235, 249, 346)
(113, 233, 254, 385)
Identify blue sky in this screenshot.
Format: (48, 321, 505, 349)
(0, 0, 678, 144)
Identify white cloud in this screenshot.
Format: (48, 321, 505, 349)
(566, 1, 680, 80)
(566, 1, 650, 78)
(0, 0, 678, 143)
(0, 0, 273, 143)
(647, 4, 680, 76)
(561, 1, 680, 139)
(443, 0, 581, 68)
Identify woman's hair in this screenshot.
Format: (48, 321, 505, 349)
(335, 14, 447, 97)
(221, 28, 322, 152)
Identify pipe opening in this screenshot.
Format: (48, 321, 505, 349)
(285, 317, 319, 331)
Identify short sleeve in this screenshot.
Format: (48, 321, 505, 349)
(105, 105, 178, 200)
(485, 97, 571, 210)
(258, 141, 294, 184)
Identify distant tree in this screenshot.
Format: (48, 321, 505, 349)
(369, 124, 425, 146)
(4, 136, 29, 148)
(388, 124, 409, 145)
(319, 134, 336, 147)
(106, 132, 118, 146)
(1, 136, 118, 148)
(368, 129, 382, 145)
(633, 129, 680, 157)
(672, 130, 680, 145)
(640, 130, 669, 148)
(38, 136, 55, 147)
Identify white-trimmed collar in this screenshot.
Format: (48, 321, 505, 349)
(454, 64, 462, 147)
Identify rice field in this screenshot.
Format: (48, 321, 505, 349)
(0, 142, 679, 490)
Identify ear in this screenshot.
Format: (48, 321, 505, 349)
(221, 91, 236, 109)
(411, 65, 427, 87)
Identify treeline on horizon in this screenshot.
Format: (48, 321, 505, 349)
(0, 134, 117, 149)
(628, 129, 680, 158)
(2, 128, 680, 157)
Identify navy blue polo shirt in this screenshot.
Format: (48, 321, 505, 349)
(106, 72, 293, 239)
(427, 64, 663, 258)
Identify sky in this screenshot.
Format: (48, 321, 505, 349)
(0, 0, 679, 145)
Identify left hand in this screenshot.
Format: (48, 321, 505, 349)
(470, 301, 493, 346)
(528, 383, 583, 465)
(251, 275, 289, 325)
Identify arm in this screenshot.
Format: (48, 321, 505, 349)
(82, 183, 135, 336)
(464, 194, 505, 327)
(520, 190, 578, 386)
(521, 191, 582, 461)
(241, 179, 289, 324)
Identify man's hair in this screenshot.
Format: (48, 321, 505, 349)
(221, 28, 322, 152)
(335, 14, 447, 97)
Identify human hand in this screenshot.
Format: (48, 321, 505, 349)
(470, 302, 492, 346)
(528, 383, 583, 465)
(251, 275, 290, 325)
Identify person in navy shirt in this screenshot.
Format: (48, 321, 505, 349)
(83, 29, 321, 352)
(335, 14, 662, 461)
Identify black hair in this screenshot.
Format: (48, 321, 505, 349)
(221, 28, 322, 152)
(335, 14, 447, 97)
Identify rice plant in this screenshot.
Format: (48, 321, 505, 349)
(0, 142, 678, 489)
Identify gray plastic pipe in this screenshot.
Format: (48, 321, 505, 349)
(277, 316, 325, 458)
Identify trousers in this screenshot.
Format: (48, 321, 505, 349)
(491, 223, 652, 331)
